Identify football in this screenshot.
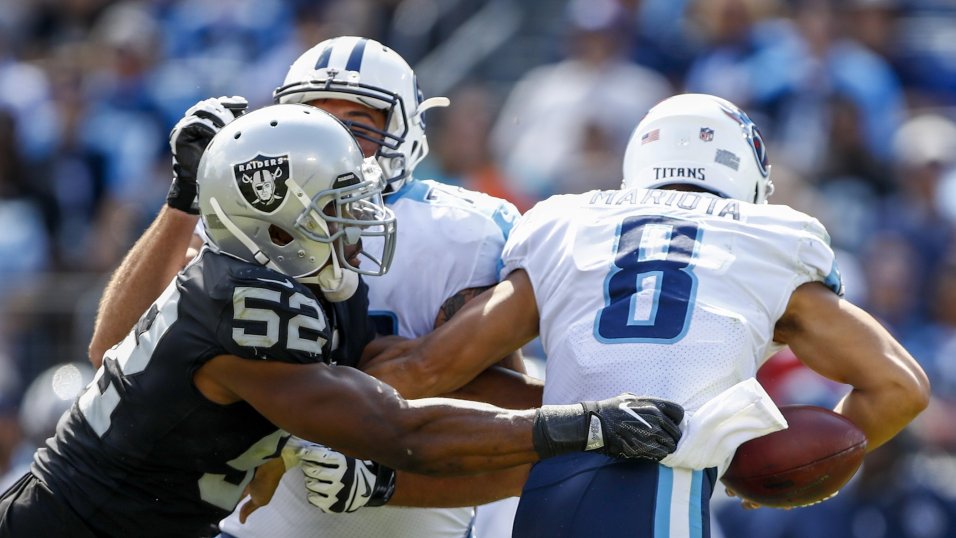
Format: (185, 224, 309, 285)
(721, 405, 867, 508)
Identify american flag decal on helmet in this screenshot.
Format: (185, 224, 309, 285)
(641, 129, 660, 145)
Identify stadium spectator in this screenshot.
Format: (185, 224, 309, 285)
(415, 83, 534, 212)
(489, 0, 671, 199)
(874, 114, 956, 322)
(683, 0, 784, 109)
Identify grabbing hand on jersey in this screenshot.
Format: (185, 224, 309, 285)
(533, 394, 684, 460)
(167, 95, 248, 213)
(291, 440, 396, 513)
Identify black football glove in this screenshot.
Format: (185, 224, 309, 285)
(533, 393, 684, 461)
(167, 95, 248, 213)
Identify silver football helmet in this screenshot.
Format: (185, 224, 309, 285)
(274, 36, 449, 193)
(198, 104, 397, 300)
(622, 94, 774, 204)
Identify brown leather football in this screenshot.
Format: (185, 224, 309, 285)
(721, 405, 867, 508)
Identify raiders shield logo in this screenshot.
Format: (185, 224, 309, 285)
(234, 154, 290, 213)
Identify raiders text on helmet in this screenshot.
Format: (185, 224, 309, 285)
(197, 104, 397, 300)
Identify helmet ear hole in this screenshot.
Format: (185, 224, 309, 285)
(268, 225, 293, 246)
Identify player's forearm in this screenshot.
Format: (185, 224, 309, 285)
(364, 343, 514, 401)
(89, 207, 198, 367)
(811, 320, 928, 451)
(778, 283, 931, 452)
(442, 366, 543, 409)
(496, 350, 528, 374)
(832, 336, 930, 451)
(365, 273, 539, 398)
(240, 360, 540, 476)
(369, 398, 540, 476)
(388, 464, 529, 507)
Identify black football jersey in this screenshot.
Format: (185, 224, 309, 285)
(32, 249, 374, 537)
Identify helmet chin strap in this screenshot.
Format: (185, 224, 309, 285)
(210, 193, 360, 301)
(297, 260, 359, 302)
(210, 197, 275, 268)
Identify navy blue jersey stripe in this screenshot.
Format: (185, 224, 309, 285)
(345, 38, 368, 71)
(313, 46, 332, 69)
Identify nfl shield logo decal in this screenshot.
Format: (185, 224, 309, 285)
(234, 154, 290, 213)
(699, 127, 714, 142)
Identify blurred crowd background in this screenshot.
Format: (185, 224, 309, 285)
(0, 0, 954, 536)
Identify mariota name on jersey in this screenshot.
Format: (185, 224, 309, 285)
(589, 189, 741, 220)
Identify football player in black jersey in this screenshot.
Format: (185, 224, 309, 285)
(0, 104, 685, 538)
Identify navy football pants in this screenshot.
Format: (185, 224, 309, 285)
(513, 452, 716, 538)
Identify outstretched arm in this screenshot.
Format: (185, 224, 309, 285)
(388, 464, 530, 507)
(433, 285, 528, 374)
(88, 96, 248, 368)
(89, 207, 198, 367)
(363, 269, 540, 398)
(195, 354, 683, 475)
(774, 281, 931, 451)
(198, 355, 536, 474)
(427, 283, 541, 407)
(241, 444, 530, 519)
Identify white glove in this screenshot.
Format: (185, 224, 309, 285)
(288, 440, 396, 513)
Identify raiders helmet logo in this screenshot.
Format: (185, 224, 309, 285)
(234, 154, 290, 213)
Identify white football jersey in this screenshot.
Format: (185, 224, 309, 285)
(220, 179, 519, 538)
(501, 188, 842, 413)
(366, 180, 520, 337)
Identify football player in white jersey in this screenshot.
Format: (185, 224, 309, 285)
(84, 37, 549, 537)
(351, 94, 930, 537)
(219, 35, 532, 538)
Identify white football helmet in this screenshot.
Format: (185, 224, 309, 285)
(198, 104, 397, 300)
(622, 94, 774, 203)
(274, 36, 449, 193)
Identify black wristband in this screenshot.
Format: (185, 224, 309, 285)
(367, 463, 397, 507)
(532, 403, 592, 459)
(166, 172, 199, 214)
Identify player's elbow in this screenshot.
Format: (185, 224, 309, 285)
(902, 365, 931, 418)
(886, 359, 931, 421)
(87, 342, 105, 369)
(392, 354, 458, 400)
